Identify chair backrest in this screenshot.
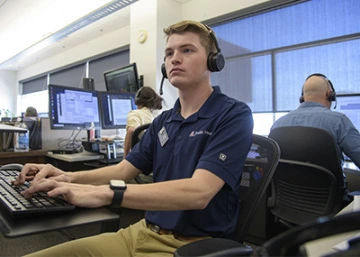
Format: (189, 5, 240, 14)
(268, 126, 346, 226)
(233, 134, 280, 243)
(24, 117, 42, 150)
(131, 123, 151, 149)
(131, 123, 152, 184)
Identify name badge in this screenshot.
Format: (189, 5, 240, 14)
(158, 126, 169, 147)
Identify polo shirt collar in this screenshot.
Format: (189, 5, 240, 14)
(166, 86, 226, 122)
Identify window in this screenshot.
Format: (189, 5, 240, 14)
(22, 75, 47, 95)
(49, 63, 87, 88)
(211, 0, 360, 134)
(19, 49, 130, 116)
(89, 50, 130, 91)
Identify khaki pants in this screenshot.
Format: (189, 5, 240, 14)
(24, 219, 207, 257)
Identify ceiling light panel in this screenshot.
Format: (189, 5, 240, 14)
(0, 0, 138, 69)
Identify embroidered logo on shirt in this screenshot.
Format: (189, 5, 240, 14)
(219, 153, 227, 162)
(189, 130, 213, 137)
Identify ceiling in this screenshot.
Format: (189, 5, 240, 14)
(0, 0, 192, 71)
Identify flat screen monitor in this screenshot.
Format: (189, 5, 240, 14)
(48, 84, 101, 130)
(104, 63, 140, 93)
(335, 94, 360, 132)
(99, 91, 136, 129)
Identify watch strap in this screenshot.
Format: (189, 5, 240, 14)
(109, 189, 125, 208)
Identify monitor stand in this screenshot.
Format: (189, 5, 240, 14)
(113, 129, 122, 140)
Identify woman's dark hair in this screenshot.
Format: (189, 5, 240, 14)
(25, 106, 38, 117)
(135, 86, 162, 110)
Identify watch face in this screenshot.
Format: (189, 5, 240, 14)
(110, 180, 126, 188)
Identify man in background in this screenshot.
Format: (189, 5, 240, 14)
(271, 73, 360, 169)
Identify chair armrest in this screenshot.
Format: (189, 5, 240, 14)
(173, 238, 253, 257)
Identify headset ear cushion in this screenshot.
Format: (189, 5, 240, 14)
(161, 63, 167, 79)
(299, 95, 304, 103)
(328, 91, 336, 102)
(207, 52, 225, 72)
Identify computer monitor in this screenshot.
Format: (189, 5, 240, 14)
(104, 63, 140, 93)
(98, 91, 136, 129)
(335, 94, 360, 132)
(48, 84, 101, 130)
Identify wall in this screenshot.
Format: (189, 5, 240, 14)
(8, 0, 273, 150)
(17, 26, 130, 82)
(0, 70, 17, 116)
(15, 0, 271, 111)
(181, 0, 269, 21)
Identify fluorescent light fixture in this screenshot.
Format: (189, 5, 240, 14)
(0, 0, 138, 69)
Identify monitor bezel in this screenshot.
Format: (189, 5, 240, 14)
(335, 93, 360, 131)
(98, 91, 136, 130)
(104, 63, 140, 93)
(336, 93, 360, 98)
(48, 84, 101, 130)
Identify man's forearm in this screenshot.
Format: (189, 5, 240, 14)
(70, 160, 140, 185)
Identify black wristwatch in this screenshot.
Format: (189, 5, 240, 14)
(109, 180, 127, 208)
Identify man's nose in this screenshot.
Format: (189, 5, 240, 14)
(171, 51, 181, 64)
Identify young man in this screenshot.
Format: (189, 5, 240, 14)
(16, 20, 253, 256)
(271, 74, 360, 168)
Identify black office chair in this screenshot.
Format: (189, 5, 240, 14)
(24, 117, 42, 150)
(173, 134, 281, 257)
(267, 126, 347, 229)
(131, 123, 151, 149)
(257, 210, 360, 257)
(131, 123, 152, 184)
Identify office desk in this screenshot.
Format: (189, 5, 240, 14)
(0, 150, 48, 165)
(47, 150, 104, 162)
(46, 151, 104, 171)
(0, 204, 120, 238)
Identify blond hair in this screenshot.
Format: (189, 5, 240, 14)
(163, 20, 217, 55)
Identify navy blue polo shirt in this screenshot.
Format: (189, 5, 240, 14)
(126, 87, 253, 238)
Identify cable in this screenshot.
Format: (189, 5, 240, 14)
(57, 130, 83, 152)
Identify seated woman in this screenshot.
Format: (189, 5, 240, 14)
(123, 86, 162, 158)
(23, 106, 42, 150)
(24, 106, 38, 117)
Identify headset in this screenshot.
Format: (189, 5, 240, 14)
(160, 23, 225, 95)
(299, 73, 337, 109)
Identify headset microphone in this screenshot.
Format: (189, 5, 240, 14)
(160, 76, 165, 95)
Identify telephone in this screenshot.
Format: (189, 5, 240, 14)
(0, 163, 24, 171)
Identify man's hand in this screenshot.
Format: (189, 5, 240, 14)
(21, 178, 113, 208)
(13, 163, 70, 186)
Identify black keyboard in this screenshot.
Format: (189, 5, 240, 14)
(0, 170, 75, 218)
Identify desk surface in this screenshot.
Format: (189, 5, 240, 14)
(344, 161, 359, 171)
(47, 150, 104, 162)
(0, 205, 120, 238)
(0, 149, 49, 158)
(0, 124, 27, 132)
(0, 149, 49, 165)
(305, 201, 360, 256)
